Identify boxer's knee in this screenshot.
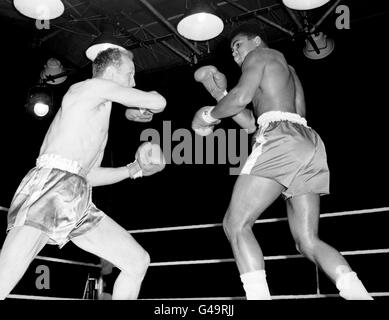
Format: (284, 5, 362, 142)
(122, 249, 150, 280)
(223, 209, 254, 243)
(294, 235, 320, 260)
(136, 250, 150, 278)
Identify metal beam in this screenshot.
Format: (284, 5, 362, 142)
(224, 0, 294, 36)
(62, 0, 100, 35)
(126, 34, 176, 49)
(284, 7, 304, 31)
(125, 1, 241, 33)
(40, 29, 64, 43)
(284, 7, 320, 54)
(121, 12, 192, 63)
(136, 0, 201, 56)
(310, 0, 343, 33)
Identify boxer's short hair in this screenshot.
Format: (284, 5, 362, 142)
(93, 48, 133, 77)
(229, 23, 267, 43)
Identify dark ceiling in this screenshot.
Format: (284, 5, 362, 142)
(1, 0, 387, 74)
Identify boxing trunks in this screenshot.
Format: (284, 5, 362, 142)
(7, 154, 106, 248)
(240, 111, 329, 199)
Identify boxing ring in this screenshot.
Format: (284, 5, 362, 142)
(1, 205, 388, 300)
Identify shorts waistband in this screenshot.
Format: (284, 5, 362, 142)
(257, 111, 308, 128)
(36, 154, 87, 177)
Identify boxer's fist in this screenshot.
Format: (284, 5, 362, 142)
(135, 142, 166, 176)
(192, 106, 221, 136)
(194, 65, 227, 102)
(125, 108, 153, 122)
(148, 91, 166, 113)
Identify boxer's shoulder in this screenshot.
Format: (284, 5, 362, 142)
(245, 48, 284, 66)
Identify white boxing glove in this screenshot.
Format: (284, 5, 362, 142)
(194, 65, 228, 102)
(125, 108, 153, 122)
(191, 106, 221, 136)
(127, 142, 166, 178)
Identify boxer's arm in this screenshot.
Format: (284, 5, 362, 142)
(95, 79, 167, 112)
(232, 109, 257, 133)
(86, 166, 132, 187)
(86, 149, 135, 186)
(211, 52, 265, 119)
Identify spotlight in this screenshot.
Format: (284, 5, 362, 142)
(303, 32, 335, 59)
(14, 0, 64, 20)
(177, 0, 224, 41)
(33, 102, 50, 117)
(40, 58, 67, 85)
(282, 0, 330, 10)
(26, 84, 53, 119)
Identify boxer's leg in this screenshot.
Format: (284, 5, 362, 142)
(287, 193, 372, 300)
(0, 225, 49, 299)
(71, 215, 150, 300)
(223, 174, 284, 299)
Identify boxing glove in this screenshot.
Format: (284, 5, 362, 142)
(127, 142, 166, 178)
(191, 106, 221, 136)
(125, 108, 153, 122)
(194, 65, 228, 102)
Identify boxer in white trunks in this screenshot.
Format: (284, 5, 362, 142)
(192, 23, 372, 300)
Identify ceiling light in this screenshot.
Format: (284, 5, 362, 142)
(282, 0, 330, 10)
(303, 32, 335, 59)
(86, 32, 127, 61)
(14, 0, 64, 20)
(26, 85, 53, 119)
(40, 58, 67, 85)
(177, 0, 224, 41)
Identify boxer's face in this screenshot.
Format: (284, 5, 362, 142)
(113, 54, 136, 87)
(231, 34, 261, 67)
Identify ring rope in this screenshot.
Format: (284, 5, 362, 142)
(35, 255, 101, 268)
(2, 206, 388, 233)
(3, 247, 385, 269)
(126, 207, 389, 234)
(7, 294, 84, 300)
(0, 207, 387, 268)
(1, 205, 387, 300)
(8, 291, 389, 300)
(149, 248, 389, 267)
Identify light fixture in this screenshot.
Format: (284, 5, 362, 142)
(40, 58, 67, 85)
(282, 0, 330, 10)
(177, 0, 224, 41)
(14, 0, 64, 20)
(86, 28, 128, 62)
(303, 32, 335, 59)
(25, 84, 53, 118)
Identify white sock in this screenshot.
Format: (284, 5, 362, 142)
(240, 270, 271, 300)
(336, 270, 373, 300)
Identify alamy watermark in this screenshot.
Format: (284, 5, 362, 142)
(140, 121, 251, 175)
(35, 264, 50, 290)
(336, 5, 350, 30)
(35, 6, 51, 30)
